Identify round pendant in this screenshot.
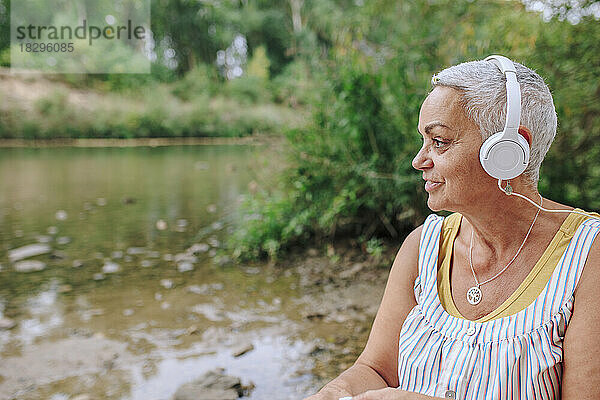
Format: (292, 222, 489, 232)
(467, 286, 482, 305)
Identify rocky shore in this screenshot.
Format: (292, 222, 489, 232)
(0, 236, 398, 399)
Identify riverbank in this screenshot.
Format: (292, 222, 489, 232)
(0, 69, 308, 140)
(284, 239, 397, 386)
(0, 135, 279, 148)
(0, 141, 398, 399)
(0, 240, 397, 400)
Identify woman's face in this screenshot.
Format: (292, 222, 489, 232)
(412, 86, 493, 212)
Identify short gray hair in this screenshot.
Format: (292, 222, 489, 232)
(431, 59, 557, 186)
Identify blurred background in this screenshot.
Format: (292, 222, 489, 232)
(0, 1, 599, 399)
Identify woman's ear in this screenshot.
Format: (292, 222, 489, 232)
(518, 125, 532, 146)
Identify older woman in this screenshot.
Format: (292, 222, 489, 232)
(304, 56, 600, 400)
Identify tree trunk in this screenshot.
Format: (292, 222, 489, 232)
(289, 0, 304, 33)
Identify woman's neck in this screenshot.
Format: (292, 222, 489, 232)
(458, 181, 543, 269)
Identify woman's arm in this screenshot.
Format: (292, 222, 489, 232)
(562, 236, 600, 399)
(352, 387, 445, 399)
(304, 363, 388, 400)
(304, 225, 423, 400)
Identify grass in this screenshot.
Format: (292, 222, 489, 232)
(0, 69, 308, 140)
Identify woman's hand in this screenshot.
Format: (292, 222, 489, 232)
(302, 390, 352, 400)
(302, 395, 331, 400)
(302, 388, 405, 400)
(351, 388, 442, 400)
(351, 388, 406, 400)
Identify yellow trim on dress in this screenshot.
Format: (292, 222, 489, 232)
(437, 208, 599, 322)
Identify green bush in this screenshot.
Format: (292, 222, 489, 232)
(0, 66, 301, 139)
(229, 64, 430, 261)
(0, 47, 9, 68)
(271, 59, 322, 107)
(227, 0, 600, 261)
(171, 64, 218, 101)
(532, 17, 600, 212)
(222, 75, 272, 104)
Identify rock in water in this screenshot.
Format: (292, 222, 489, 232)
(56, 236, 71, 245)
(14, 260, 47, 273)
(36, 235, 52, 243)
(156, 219, 167, 230)
(0, 317, 16, 330)
(93, 273, 105, 281)
(160, 279, 174, 289)
(188, 243, 210, 254)
(71, 395, 92, 400)
(127, 247, 147, 256)
(102, 262, 121, 274)
(177, 262, 194, 273)
(177, 388, 238, 400)
(8, 244, 51, 262)
(171, 369, 251, 400)
(232, 343, 254, 357)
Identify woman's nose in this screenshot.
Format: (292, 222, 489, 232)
(412, 147, 433, 171)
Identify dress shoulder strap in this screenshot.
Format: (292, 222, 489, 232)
(542, 217, 600, 318)
(415, 214, 444, 305)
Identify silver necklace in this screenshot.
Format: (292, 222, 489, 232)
(466, 194, 543, 306)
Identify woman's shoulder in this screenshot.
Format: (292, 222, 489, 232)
(401, 223, 424, 250)
(420, 212, 462, 235)
(541, 198, 600, 235)
(565, 207, 600, 234)
(393, 224, 425, 287)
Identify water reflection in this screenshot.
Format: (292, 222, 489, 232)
(19, 282, 64, 347)
(0, 145, 319, 399)
(129, 335, 315, 400)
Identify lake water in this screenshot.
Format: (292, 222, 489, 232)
(0, 144, 343, 400)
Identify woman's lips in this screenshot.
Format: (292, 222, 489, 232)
(424, 181, 444, 192)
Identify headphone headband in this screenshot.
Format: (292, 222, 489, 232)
(479, 55, 529, 180)
(485, 55, 516, 73)
(485, 55, 521, 134)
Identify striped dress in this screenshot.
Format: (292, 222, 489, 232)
(397, 213, 600, 399)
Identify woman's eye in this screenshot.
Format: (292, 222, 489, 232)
(432, 139, 447, 148)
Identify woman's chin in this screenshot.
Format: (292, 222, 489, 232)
(426, 196, 445, 212)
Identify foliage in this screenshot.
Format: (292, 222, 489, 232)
(229, 58, 429, 261)
(522, 0, 600, 22)
(230, 189, 299, 261)
(271, 59, 323, 107)
(228, 0, 600, 261)
(0, 77, 305, 139)
(247, 45, 270, 80)
(1, 0, 599, 261)
(171, 63, 219, 101)
(531, 15, 600, 211)
(366, 237, 384, 259)
(0, 0, 8, 66)
(222, 75, 271, 104)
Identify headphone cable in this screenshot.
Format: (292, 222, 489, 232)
(498, 179, 600, 221)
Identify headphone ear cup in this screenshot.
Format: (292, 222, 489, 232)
(479, 131, 530, 180)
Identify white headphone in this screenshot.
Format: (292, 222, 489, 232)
(479, 55, 530, 180)
(482, 55, 600, 221)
